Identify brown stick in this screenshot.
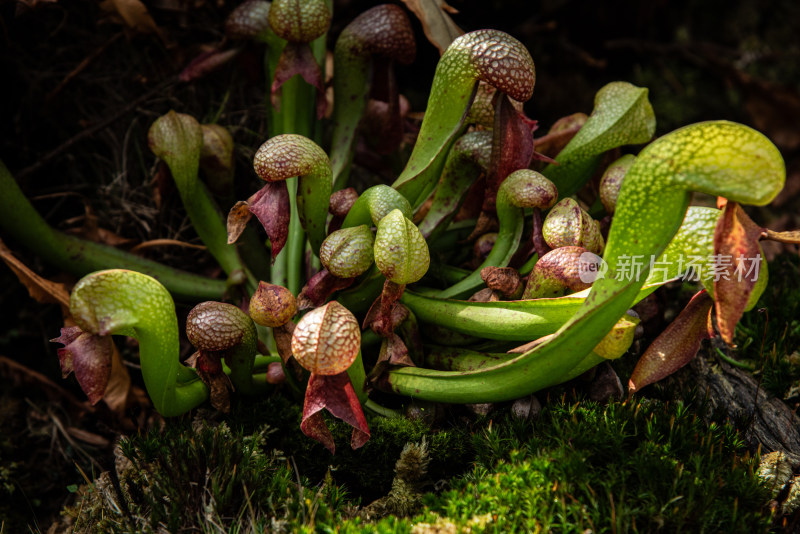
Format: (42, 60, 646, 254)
(763, 229, 800, 245)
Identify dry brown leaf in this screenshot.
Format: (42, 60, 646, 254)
(81, 203, 133, 246)
(0, 238, 70, 310)
(103, 346, 132, 416)
(226, 201, 253, 245)
(99, 0, 161, 35)
(400, 0, 463, 54)
(64, 219, 134, 248)
(95, 227, 136, 247)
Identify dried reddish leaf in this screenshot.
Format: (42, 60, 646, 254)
(484, 94, 535, 211)
(361, 62, 408, 155)
(628, 290, 714, 395)
(180, 48, 241, 83)
(52, 326, 82, 372)
(370, 333, 417, 381)
(52, 327, 114, 404)
(271, 42, 327, 119)
(248, 182, 291, 261)
(363, 280, 406, 337)
(186, 351, 232, 413)
(301, 372, 370, 454)
(364, 300, 419, 342)
(93, 227, 136, 247)
(151, 160, 172, 209)
(297, 269, 355, 310)
(531, 207, 551, 258)
(328, 188, 359, 233)
(533, 113, 588, 160)
(713, 202, 765, 345)
(0, 238, 70, 310)
(399, 0, 463, 54)
(385, 333, 415, 366)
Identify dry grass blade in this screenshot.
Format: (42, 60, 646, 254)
(400, 0, 463, 54)
(129, 238, 208, 253)
(0, 355, 92, 414)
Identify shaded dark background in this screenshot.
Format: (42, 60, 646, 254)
(3, 0, 798, 368)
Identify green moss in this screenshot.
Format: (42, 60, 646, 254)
(59, 393, 774, 533)
(346, 396, 772, 533)
(732, 255, 800, 398)
(407, 398, 772, 533)
(62, 418, 292, 532)
(57, 396, 472, 532)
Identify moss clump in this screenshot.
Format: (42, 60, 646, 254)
(334, 396, 772, 532)
(0, 429, 21, 530)
(59, 392, 774, 533)
(60, 418, 305, 532)
(228, 394, 474, 498)
(396, 397, 773, 533)
(57, 396, 473, 533)
(360, 439, 431, 520)
(734, 255, 800, 398)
